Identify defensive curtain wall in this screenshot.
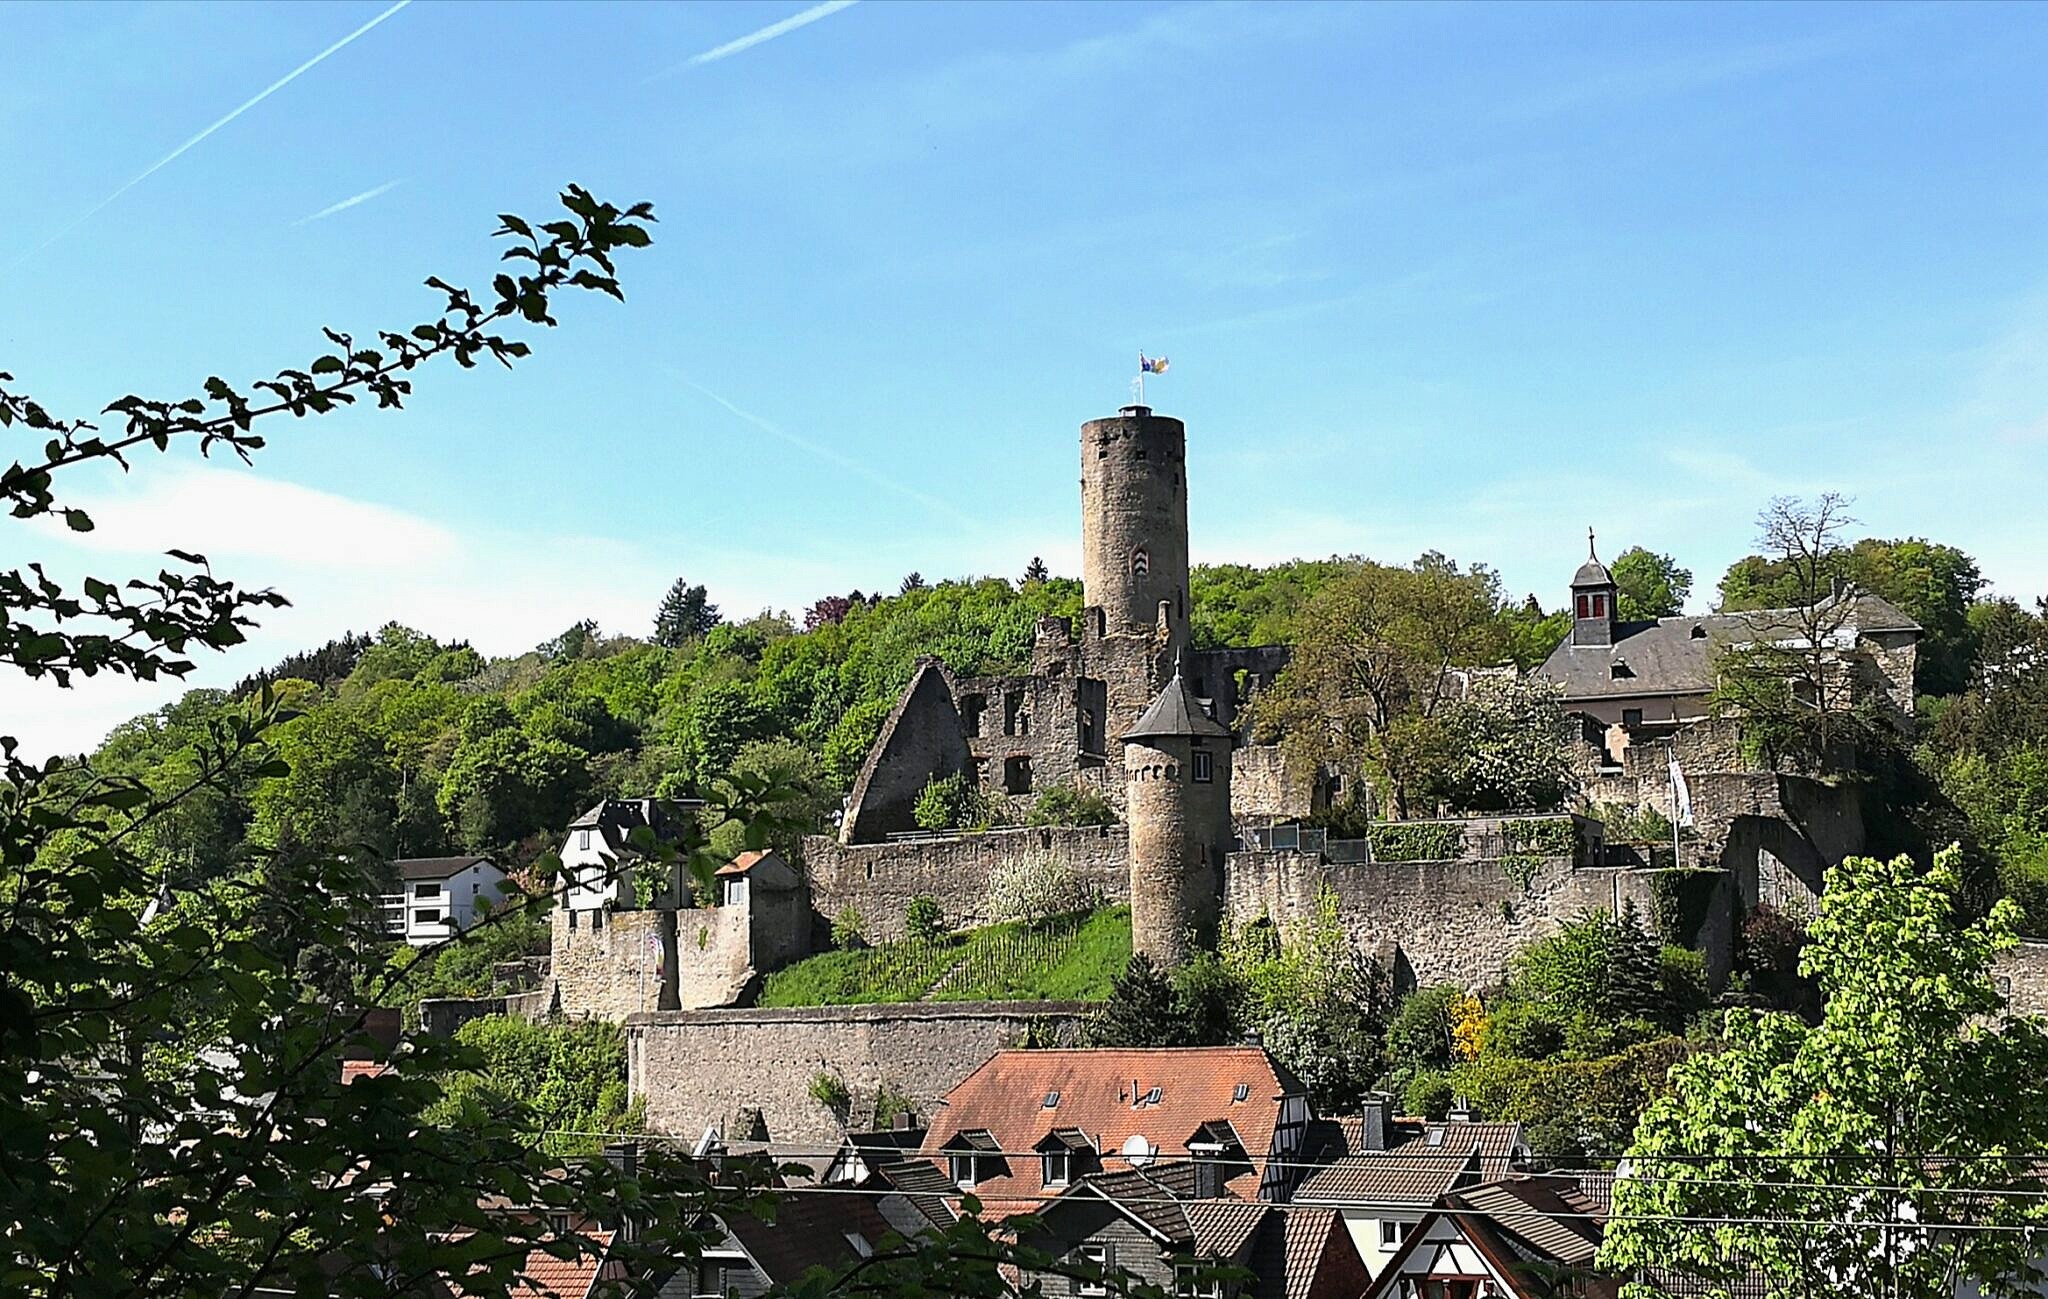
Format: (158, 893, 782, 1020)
(626, 1002, 1089, 1148)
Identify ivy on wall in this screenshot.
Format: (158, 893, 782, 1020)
(1503, 817, 1580, 859)
(1650, 868, 1723, 946)
(1370, 822, 1466, 863)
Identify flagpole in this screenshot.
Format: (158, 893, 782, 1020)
(1669, 742, 1682, 870)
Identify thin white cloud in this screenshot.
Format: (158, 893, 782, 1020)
(668, 371, 986, 534)
(292, 178, 402, 227)
(13, 0, 412, 268)
(650, 0, 857, 79)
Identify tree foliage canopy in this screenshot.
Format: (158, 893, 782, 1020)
(1600, 848, 2048, 1298)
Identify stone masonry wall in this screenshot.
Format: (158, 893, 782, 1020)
(804, 825, 1130, 943)
(1232, 743, 1312, 822)
(551, 907, 673, 1021)
(1995, 941, 2048, 1019)
(627, 1002, 1088, 1147)
(1223, 851, 1673, 991)
(674, 906, 754, 1010)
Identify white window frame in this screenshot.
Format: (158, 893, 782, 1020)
(951, 1154, 978, 1190)
(1379, 1217, 1408, 1249)
(1174, 1263, 1223, 1299)
(1075, 1244, 1111, 1298)
(1043, 1150, 1071, 1187)
(1192, 750, 1214, 783)
(413, 881, 441, 898)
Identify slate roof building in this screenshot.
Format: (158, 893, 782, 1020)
(1362, 1174, 1613, 1299)
(1536, 533, 1921, 737)
(1017, 1167, 1371, 1299)
(381, 855, 509, 947)
(1292, 1095, 1528, 1278)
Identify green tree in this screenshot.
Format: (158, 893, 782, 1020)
(250, 702, 399, 855)
(1711, 493, 1879, 768)
(1435, 672, 1569, 813)
(1609, 546, 1691, 620)
(1598, 847, 2048, 1297)
(1256, 555, 1507, 818)
(1085, 953, 1188, 1047)
(652, 577, 720, 647)
(437, 728, 589, 853)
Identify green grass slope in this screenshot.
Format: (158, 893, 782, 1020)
(758, 906, 1130, 1007)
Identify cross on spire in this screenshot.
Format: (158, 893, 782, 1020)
(1587, 526, 1598, 560)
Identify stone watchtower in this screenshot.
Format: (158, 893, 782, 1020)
(1122, 669, 1233, 967)
(1080, 406, 1191, 660)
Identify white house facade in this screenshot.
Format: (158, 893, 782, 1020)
(386, 855, 509, 947)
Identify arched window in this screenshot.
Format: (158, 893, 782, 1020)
(1131, 547, 1150, 577)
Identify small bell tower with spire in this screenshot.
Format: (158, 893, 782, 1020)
(1570, 528, 1619, 648)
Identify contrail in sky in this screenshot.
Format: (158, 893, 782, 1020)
(670, 371, 984, 533)
(647, 0, 857, 80)
(292, 179, 403, 227)
(14, 0, 412, 268)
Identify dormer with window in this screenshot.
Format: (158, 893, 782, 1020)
(1569, 529, 1619, 649)
(1036, 1128, 1095, 1187)
(943, 1129, 1002, 1189)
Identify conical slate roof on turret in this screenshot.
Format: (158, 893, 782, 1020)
(1572, 528, 1614, 588)
(1122, 671, 1232, 743)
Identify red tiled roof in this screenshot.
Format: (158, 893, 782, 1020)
(340, 1060, 394, 1085)
(919, 1048, 1303, 1213)
(1249, 1205, 1369, 1299)
(716, 850, 776, 877)
(1186, 1200, 1268, 1260)
(450, 1231, 615, 1299)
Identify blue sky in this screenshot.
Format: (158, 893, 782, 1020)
(6, 1, 2047, 756)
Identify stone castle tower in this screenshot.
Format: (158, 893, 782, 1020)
(1080, 406, 1191, 660)
(1122, 668, 1233, 967)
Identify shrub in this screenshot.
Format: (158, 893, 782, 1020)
(831, 905, 867, 950)
(913, 772, 979, 831)
(1593, 801, 1673, 845)
(1403, 1069, 1456, 1120)
(1027, 783, 1116, 827)
(983, 855, 1098, 923)
(1482, 1001, 1566, 1060)
(873, 1081, 916, 1128)
(808, 1069, 851, 1117)
(1384, 984, 1465, 1078)
(905, 895, 944, 943)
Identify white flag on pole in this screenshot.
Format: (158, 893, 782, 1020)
(1668, 753, 1695, 829)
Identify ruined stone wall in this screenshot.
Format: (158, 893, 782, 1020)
(627, 1002, 1088, 1147)
(1231, 744, 1312, 821)
(551, 907, 674, 1021)
(1185, 644, 1291, 735)
(674, 906, 754, 1010)
(1861, 630, 1919, 724)
(804, 825, 1131, 943)
(842, 661, 972, 844)
(1995, 942, 2048, 1018)
(1222, 851, 1678, 991)
(418, 991, 550, 1036)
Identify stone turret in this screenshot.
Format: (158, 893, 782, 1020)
(1570, 528, 1618, 648)
(1080, 406, 1191, 662)
(1122, 668, 1232, 967)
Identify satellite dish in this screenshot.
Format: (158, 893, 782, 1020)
(1121, 1133, 1156, 1167)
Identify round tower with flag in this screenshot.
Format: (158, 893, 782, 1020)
(1122, 665, 1233, 967)
(1079, 398, 1190, 660)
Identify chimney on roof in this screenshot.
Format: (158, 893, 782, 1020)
(605, 1140, 638, 1178)
(1448, 1095, 1475, 1124)
(893, 1110, 916, 1132)
(1360, 1093, 1390, 1153)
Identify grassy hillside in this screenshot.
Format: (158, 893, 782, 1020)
(758, 906, 1131, 1007)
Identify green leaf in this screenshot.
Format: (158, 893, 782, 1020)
(62, 509, 94, 533)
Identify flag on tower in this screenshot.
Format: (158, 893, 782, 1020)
(1140, 353, 1169, 375)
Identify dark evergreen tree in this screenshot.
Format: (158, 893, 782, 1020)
(899, 571, 926, 596)
(652, 578, 720, 647)
(1085, 953, 1188, 1047)
(1023, 556, 1049, 584)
